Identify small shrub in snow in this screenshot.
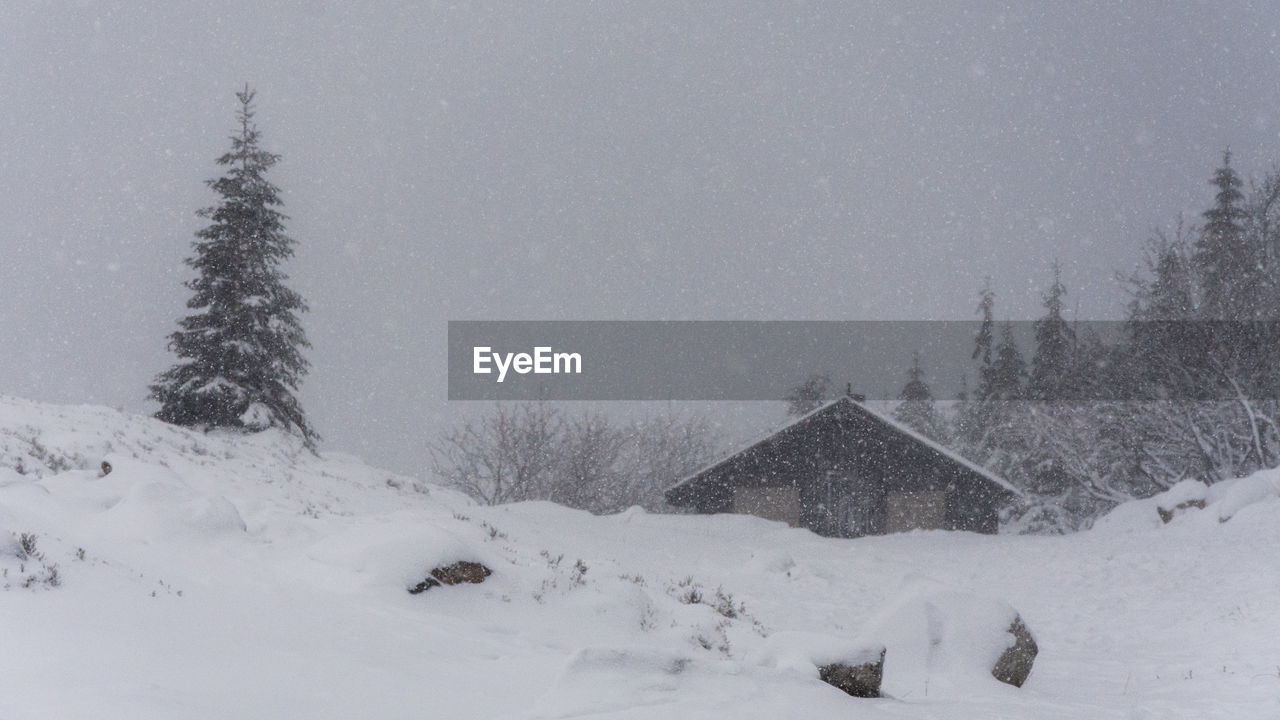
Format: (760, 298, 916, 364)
(639, 605, 658, 631)
(18, 533, 41, 562)
(671, 576, 703, 605)
(694, 619, 733, 655)
(711, 587, 744, 620)
(664, 576, 768, 652)
(6, 532, 61, 591)
(531, 552, 592, 602)
(668, 578, 749, 620)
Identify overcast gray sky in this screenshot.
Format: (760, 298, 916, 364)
(3, 1, 1279, 473)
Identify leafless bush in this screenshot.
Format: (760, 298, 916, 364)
(429, 402, 563, 505)
(430, 403, 719, 512)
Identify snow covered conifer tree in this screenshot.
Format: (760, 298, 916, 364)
(1028, 262, 1075, 401)
(955, 280, 997, 450)
(785, 373, 833, 416)
(1194, 150, 1250, 319)
(892, 352, 947, 442)
(150, 87, 317, 447)
(972, 277, 996, 367)
(1127, 229, 1197, 395)
(981, 323, 1026, 402)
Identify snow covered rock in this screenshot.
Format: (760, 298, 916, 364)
(817, 647, 886, 698)
(408, 560, 492, 594)
(866, 586, 1038, 696)
(750, 631, 887, 698)
(1157, 498, 1205, 523)
(1097, 471, 1280, 531)
(990, 615, 1037, 688)
(750, 631, 887, 697)
(1155, 480, 1209, 523)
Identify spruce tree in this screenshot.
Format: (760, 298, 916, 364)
(892, 352, 947, 442)
(1028, 261, 1075, 401)
(972, 277, 995, 367)
(150, 87, 317, 446)
(970, 321, 1034, 501)
(1128, 232, 1197, 395)
(1194, 150, 1249, 319)
(955, 280, 997, 451)
(981, 323, 1026, 402)
(785, 373, 833, 416)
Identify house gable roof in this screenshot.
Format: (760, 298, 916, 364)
(665, 395, 1021, 504)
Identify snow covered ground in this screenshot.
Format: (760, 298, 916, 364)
(1, 396, 1277, 719)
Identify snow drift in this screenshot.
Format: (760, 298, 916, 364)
(1, 395, 1278, 719)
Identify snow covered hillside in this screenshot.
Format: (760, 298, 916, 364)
(1, 396, 1277, 719)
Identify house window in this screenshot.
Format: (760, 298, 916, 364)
(732, 486, 801, 526)
(885, 491, 948, 533)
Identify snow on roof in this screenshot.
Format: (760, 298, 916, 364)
(667, 395, 1022, 499)
(667, 396, 848, 494)
(846, 397, 1023, 497)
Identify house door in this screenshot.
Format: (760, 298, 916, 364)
(835, 493, 873, 537)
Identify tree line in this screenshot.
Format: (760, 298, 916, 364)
(145, 90, 1280, 532)
(792, 151, 1280, 532)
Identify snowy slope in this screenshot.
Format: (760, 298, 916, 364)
(1, 396, 1278, 719)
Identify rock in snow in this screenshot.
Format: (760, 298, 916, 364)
(1096, 472, 1280, 532)
(407, 560, 493, 594)
(990, 615, 1038, 688)
(865, 584, 1038, 696)
(818, 648, 887, 698)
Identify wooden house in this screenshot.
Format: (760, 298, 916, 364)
(665, 395, 1019, 537)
